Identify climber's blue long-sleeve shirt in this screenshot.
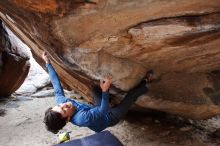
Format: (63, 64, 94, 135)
(46, 63, 111, 132)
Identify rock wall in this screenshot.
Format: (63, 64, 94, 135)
(0, 0, 220, 119)
(0, 20, 30, 97)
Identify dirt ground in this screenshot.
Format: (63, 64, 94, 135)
(0, 96, 220, 146)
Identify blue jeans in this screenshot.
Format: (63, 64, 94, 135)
(92, 81, 148, 126)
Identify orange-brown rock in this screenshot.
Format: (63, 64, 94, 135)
(0, 0, 220, 119)
(0, 20, 30, 97)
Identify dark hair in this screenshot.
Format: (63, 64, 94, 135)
(43, 107, 67, 134)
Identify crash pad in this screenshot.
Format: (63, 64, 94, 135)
(54, 130, 124, 146)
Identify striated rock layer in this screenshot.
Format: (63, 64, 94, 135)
(0, 0, 220, 119)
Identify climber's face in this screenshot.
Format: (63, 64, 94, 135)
(52, 102, 74, 118)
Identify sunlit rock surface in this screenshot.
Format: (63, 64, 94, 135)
(15, 52, 50, 96)
(0, 0, 220, 119)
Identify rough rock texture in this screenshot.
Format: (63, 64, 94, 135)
(0, 20, 30, 97)
(0, 0, 220, 119)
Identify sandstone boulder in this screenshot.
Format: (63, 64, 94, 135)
(0, 0, 220, 119)
(0, 20, 30, 97)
